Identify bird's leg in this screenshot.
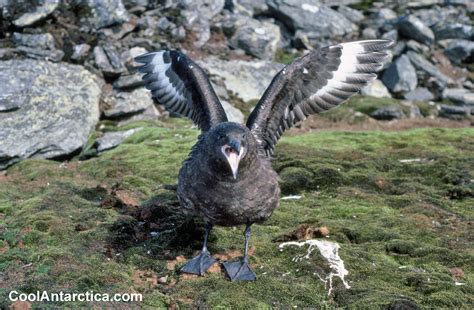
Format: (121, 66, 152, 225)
(223, 224, 257, 281)
(180, 223, 217, 276)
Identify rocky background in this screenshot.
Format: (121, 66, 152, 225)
(0, 0, 473, 168)
(0, 0, 473, 309)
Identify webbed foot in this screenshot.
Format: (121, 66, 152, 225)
(181, 251, 217, 276)
(223, 259, 256, 281)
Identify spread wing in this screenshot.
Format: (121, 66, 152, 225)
(135, 50, 228, 131)
(246, 40, 393, 156)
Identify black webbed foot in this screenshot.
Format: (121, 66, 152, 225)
(223, 259, 256, 281)
(181, 251, 217, 276)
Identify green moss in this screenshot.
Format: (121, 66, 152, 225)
(0, 117, 473, 308)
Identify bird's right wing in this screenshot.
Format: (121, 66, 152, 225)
(246, 40, 393, 156)
(135, 50, 228, 131)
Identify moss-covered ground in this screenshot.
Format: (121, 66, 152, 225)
(1, 108, 473, 308)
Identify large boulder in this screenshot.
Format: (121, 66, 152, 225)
(442, 88, 474, 106)
(0, 59, 102, 170)
(396, 15, 434, 45)
(229, 16, 281, 60)
(267, 0, 353, 38)
(406, 51, 454, 88)
(382, 54, 417, 94)
(197, 57, 284, 102)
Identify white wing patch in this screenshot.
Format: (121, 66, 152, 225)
(313, 41, 377, 99)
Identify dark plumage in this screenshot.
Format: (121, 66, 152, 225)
(135, 40, 393, 281)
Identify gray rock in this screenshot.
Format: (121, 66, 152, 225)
(180, 0, 225, 47)
(11, 32, 64, 62)
(220, 100, 244, 124)
(442, 88, 474, 105)
(12, 0, 59, 27)
(197, 57, 284, 102)
(104, 88, 154, 118)
(0, 59, 101, 170)
(11, 32, 56, 50)
(406, 40, 429, 55)
(361, 79, 391, 98)
(82, 0, 130, 29)
(377, 8, 397, 20)
(392, 41, 406, 57)
(432, 22, 473, 40)
(444, 39, 474, 65)
(382, 29, 398, 42)
(404, 87, 434, 102)
(16, 46, 64, 62)
(229, 0, 268, 16)
(230, 17, 281, 60)
(371, 105, 406, 121)
(362, 27, 378, 40)
(94, 45, 125, 78)
(117, 104, 161, 126)
(397, 15, 435, 45)
(382, 54, 417, 94)
(267, 0, 353, 38)
(337, 5, 364, 23)
(113, 74, 144, 90)
(438, 104, 470, 118)
(96, 128, 142, 152)
(406, 51, 454, 87)
(71, 43, 91, 61)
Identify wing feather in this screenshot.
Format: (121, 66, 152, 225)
(246, 40, 393, 156)
(135, 50, 228, 131)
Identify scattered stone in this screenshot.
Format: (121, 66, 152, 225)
(371, 105, 406, 120)
(377, 8, 397, 20)
(442, 88, 474, 105)
(397, 15, 435, 45)
(444, 39, 474, 65)
(438, 104, 470, 118)
(96, 128, 143, 152)
(220, 100, 244, 124)
(382, 29, 398, 42)
(197, 57, 284, 102)
(406, 40, 429, 55)
(267, 0, 354, 38)
(113, 74, 144, 90)
(117, 104, 161, 126)
(12, 0, 59, 27)
(94, 45, 125, 78)
(337, 5, 364, 23)
(404, 87, 435, 101)
(362, 27, 378, 40)
(104, 88, 154, 119)
(361, 79, 392, 98)
(71, 43, 91, 62)
(82, 0, 130, 29)
(180, 0, 225, 47)
(230, 17, 281, 60)
(0, 59, 101, 170)
(432, 21, 474, 40)
(11, 32, 56, 50)
(382, 54, 417, 94)
(15, 46, 64, 62)
(406, 51, 453, 88)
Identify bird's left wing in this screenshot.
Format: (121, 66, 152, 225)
(135, 50, 228, 131)
(246, 40, 393, 156)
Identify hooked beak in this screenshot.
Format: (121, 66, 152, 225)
(221, 140, 243, 179)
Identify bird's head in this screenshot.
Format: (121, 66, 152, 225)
(206, 122, 256, 180)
